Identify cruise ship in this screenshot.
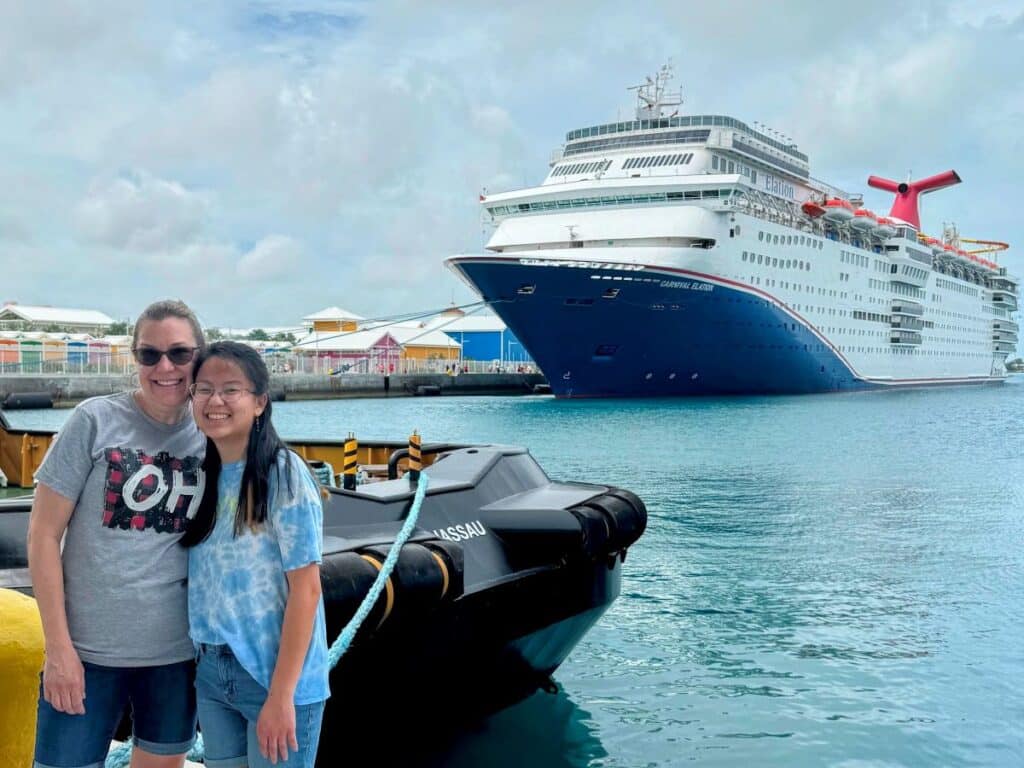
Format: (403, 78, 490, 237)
(447, 66, 1019, 397)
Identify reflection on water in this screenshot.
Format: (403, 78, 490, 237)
(417, 687, 606, 768)
(341, 686, 606, 767)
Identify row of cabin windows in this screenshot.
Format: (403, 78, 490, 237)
(758, 230, 825, 250)
(841, 251, 870, 268)
(551, 159, 613, 177)
(623, 153, 694, 170)
(867, 279, 926, 299)
(935, 278, 980, 297)
(742, 251, 811, 271)
(711, 154, 757, 182)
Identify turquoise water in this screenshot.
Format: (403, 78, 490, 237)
(7, 381, 1024, 766)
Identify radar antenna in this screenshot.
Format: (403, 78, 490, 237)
(628, 63, 683, 121)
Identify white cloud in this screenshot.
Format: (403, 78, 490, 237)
(73, 170, 208, 252)
(236, 235, 304, 279)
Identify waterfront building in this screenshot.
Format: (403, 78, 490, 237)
(0, 303, 114, 334)
(427, 314, 530, 364)
(302, 306, 364, 333)
(387, 325, 462, 362)
(291, 328, 403, 373)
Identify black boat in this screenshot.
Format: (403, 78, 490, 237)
(0, 417, 646, 763)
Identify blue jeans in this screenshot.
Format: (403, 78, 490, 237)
(195, 644, 325, 768)
(34, 659, 197, 768)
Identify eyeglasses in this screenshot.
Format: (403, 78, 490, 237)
(133, 346, 199, 366)
(188, 384, 255, 402)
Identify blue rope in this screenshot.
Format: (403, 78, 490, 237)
(105, 473, 430, 768)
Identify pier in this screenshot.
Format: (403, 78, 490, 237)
(0, 372, 547, 407)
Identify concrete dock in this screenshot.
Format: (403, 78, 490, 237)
(0, 372, 548, 407)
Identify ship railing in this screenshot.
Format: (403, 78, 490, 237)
(993, 319, 1019, 331)
(890, 330, 923, 346)
(891, 317, 925, 331)
(992, 293, 1018, 311)
(891, 300, 924, 317)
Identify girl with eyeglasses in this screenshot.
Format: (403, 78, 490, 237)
(28, 299, 206, 768)
(180, 341, 328, 768)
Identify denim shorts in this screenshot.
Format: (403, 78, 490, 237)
(34, 659, 197, 768)
(196, 644, 325, 768)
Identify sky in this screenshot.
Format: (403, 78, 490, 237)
(2, 0, 1023, 330)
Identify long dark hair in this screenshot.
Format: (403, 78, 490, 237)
(180, 341, 293, 546)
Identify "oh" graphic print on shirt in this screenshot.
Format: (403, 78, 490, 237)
(102, 448, 205, 533)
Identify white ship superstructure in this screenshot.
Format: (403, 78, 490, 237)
(447, 66, 1018, 396)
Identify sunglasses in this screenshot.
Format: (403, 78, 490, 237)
(132, 346, 199, 366)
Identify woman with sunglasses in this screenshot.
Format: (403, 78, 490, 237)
(28, 299, 206, 768)
(181, 341, 328, 768)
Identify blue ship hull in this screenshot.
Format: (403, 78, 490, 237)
(451, 257, 1000, 397)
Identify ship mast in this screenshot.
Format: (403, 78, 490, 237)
(628, 63, 682, 120)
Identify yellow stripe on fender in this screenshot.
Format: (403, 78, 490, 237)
(359, 555, 395, 627)
(430, 551, 450, 599)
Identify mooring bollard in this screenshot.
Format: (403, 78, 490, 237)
(343, 433, 358, 490)
(0, 589, 45, 766)
(408, 430, 422, 483)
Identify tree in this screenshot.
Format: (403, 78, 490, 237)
(247, 328, 269, 341)
(206, 327, 224, 341)
(106, 321, 130, 335)
(272, 331, 297, 344)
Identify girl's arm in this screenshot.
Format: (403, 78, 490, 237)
(27, 484, 85, 715)
(257, 562, 322, 762)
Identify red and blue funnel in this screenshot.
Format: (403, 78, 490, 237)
(867, 170, 961, 230)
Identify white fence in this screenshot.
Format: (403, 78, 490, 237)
(1, 352, 536, 377)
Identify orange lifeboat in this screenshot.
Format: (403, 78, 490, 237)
(874, 216, 897, 238)
(822, 198, 854, 223)
(851, 208, 877, 232)
(801, 200, 826, 218)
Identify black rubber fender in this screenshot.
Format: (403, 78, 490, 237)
(421, 539, 465, 601)
(3, 392, 53, 409)
(362, 542, 455, 615)
(597, 488, 647, 550)
(320, 551, 391, 639)
(568, 505, 611, 560)
(570, 488, 647, 557)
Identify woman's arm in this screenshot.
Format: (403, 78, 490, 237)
(257, 562, 322, 762)
(27, 483, 85, 715)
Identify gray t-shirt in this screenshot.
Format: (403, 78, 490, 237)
(35, 392, 205, 667)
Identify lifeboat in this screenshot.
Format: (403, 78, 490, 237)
(874, 216, 897, 238)
(921, 236, 944, 255)
(822, 197, 854, 223)
(801, 200, 826, 218)
(851, 208, 878, 232)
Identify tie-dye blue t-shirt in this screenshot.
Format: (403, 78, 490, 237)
(188, 450, 329, 704)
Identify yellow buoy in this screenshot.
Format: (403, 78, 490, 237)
(0, 588, 45, 765)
